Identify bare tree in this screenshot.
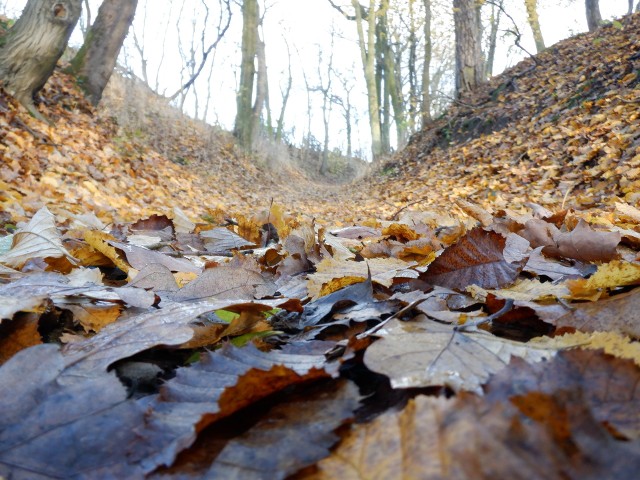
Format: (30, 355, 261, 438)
(168, 0, 231, 102)
(0, 0, 82, 119)
(524, 0, 545, 53)
(312, 30, 335, 175)
(234, 0, 259, 149)
(421, 0, 432, 125)
(485, 0, 503, 77)
(453, 0, 484, 98)
(275, 32, 292, 143)
(585, 0, 601, 32)
(332, 67, 355, 158)
(68, 0, 138, 106)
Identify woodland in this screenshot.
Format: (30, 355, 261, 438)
(1, 0, 640, 478)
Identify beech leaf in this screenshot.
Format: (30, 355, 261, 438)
(421, 227, 526, 290)
(0, 207, 75, 268)
(364, 315, 558, 393)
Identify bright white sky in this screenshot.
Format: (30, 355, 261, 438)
(0, 0, 633, 159)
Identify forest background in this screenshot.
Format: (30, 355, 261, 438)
(2, 0, 634, 164)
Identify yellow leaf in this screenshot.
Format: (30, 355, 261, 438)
(567, 261, 640, 299)
(83, 230, 131, 274)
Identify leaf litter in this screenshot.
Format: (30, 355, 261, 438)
(2, 14, 640, 479)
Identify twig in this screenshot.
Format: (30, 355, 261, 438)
(388, 196, 430, 221)
(356, 298, 427, 339)
(454, 298, 514, 331)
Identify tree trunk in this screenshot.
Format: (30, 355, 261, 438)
(421, 0, 432, 125)
(353, 0, 382, 161)
(585, 0, 601, 32)
(251, 34, 268, 148)
(485, 0, 502, 76)
(234, 0, 258, 149)
(68, 0, 137, 106)
(628, 0, 634, 15)
(275, 38, 292, 143)
(524, 0, 545, 53)
(453, 0, 484, 98)
(0, 0, 82, 116)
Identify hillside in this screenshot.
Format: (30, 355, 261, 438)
(355, 13, 640, 220)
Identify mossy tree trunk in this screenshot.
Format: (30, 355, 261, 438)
(0, 0, 82, 117)
(68, 0, 137, 106)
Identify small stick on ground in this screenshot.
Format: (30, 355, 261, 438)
(454, 299, 514, 331)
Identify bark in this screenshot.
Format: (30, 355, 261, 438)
(353, 0, 382, 161)
(379, 0, 406, 149)
(275, 37, 292, 143)
(68, 0, 137, 106)
(585, 0, 601, 32)
(234, 0, 259, 149)
(0, 0, 82, 117)
(628, 0, 633, 15)
(485, 0, 502, 77)
(453, 0, 484, 98)
(421, 0, 432, 125)
(251, 34, 268, 148)
(315, 38, 334, 176)
(524, 0, 545, 53)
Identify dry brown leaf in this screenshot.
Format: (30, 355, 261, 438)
(364, 315, 558, 393)
(0, 207, 75, 268)
(421, 227, 527, 290)
(308, 257, 416, 299)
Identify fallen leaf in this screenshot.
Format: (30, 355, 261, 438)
(364, 314, 558, 393)
(486, 349, 640, 440)
(0, 207, 75, 268)
(567, 260, 640, 299)
(170, 266, 277, 301)
(553, 289, 640, 337)
(205, 381, 359, 479)
(549, 219, 621, 262)
(421, 227, 527, 290)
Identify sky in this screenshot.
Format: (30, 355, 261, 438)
(0, 0, 634, 159)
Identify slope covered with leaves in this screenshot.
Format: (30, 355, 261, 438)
(1, 12, 640, 480)
(356, 13, 640, 221)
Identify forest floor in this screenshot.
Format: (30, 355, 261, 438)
(1, 12, 640, 480)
